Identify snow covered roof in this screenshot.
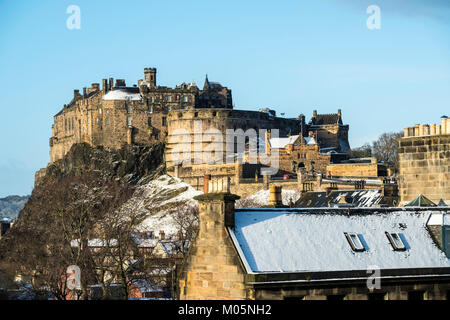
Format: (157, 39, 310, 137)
(102, 88, 142, 101)
(427, 212, 449, 226)
(70, 239, 118, 247)
(268, 135, 299, 149)
(131, 279, 164, 293)
(230, 209, 450, 274)
(295, 189, 385, 208)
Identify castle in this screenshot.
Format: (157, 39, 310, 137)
(49, 67, 350, 185)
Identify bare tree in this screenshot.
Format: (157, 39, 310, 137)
(348, 143, 372, 159)
(372, 132, 403, 171)
(0, 172, 135, 300)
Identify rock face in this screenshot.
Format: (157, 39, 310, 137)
(0, 196, 30, 222)
(36, 142, 165, 186)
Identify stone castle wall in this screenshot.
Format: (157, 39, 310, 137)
(165, 109, 303, 168)
(399, 119, 450, 204)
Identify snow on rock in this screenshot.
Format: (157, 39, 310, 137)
(124, 175, 202, 238)
(236, 189, 301, 208)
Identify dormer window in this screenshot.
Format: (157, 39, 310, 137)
(166, 95, 172, 102)
(182, 96, 188, 102)
(385, 232, 407, 251)
(344, 232, 366, 252)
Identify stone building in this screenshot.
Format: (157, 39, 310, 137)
(326, 157, 388, 178)
(177, 189, 450, 300)
(398, 117, 450, 205)
(309, 109, 350, 153)
(49, 68, 232, 163)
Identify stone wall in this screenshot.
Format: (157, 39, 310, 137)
(326, 158, 387, 178)
(398, 134, 450, 204)
(165, 109, 303, 168)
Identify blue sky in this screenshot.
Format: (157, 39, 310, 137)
(0, 0, 449, 197)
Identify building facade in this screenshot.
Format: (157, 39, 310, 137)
(177, 190, 450, 300)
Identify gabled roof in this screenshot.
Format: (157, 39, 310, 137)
(229, 209, 450, 274)
(404, 194, 436, 207)
(438, 199, 448, 207)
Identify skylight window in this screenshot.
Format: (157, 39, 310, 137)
(385, 232, 407, 251)
(344, 232, 365, 252)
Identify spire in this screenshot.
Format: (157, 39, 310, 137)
(203, 74, 210, 90)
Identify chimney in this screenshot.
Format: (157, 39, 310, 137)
(337, 109, 342, 117)
(109, 78, 114, 91)
(74, 89, 80, 98)
(194, 193, 240, 229)
(92, 83, 100, 91)
(203, 174, 211, 194)
(159, 230, 165, 240)
(82, 87, 87, 98)
(268, 185, 283, 207)
(102, 79, 107, 93)
(115, 79, 126, 87)
(313, 110, 317, 118)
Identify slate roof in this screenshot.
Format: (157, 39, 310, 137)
(229, 209, 450, 274)
(294, 189, 386, 208)
(404, 194, 437, 207)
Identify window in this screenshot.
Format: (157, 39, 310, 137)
(147, 117, 152, 127)
(408, 291, 425, 301)
(126, 103, 131, 114)
(182, 96, 188, 102)
(385, 232, 407, 251)
(166, 95, 172, 102)
(344, 232, 366, 252)
(368, 292, 386, 300)
(327, 294, 345, 300)
(148, 106, 152, 114)
(150, 96, 155, 103)
(283, 296, 305, 300)
(127, 117, 132, 126)
(162, 116, 166, 126)
(98, 108, 102, 115)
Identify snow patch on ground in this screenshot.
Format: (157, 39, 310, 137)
(124, 175, 202, 238)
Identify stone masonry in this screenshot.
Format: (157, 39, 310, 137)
(399, 117, 450, 204)
(177, 193, 249, 300)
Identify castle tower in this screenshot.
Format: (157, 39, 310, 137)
(144, 68, 157, 87)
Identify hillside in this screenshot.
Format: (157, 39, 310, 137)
(0, 195, 30, 222)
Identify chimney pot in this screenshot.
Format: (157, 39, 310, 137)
(268, 185, 283, 206)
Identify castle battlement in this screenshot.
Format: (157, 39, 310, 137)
(403, 116, 450, 138)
